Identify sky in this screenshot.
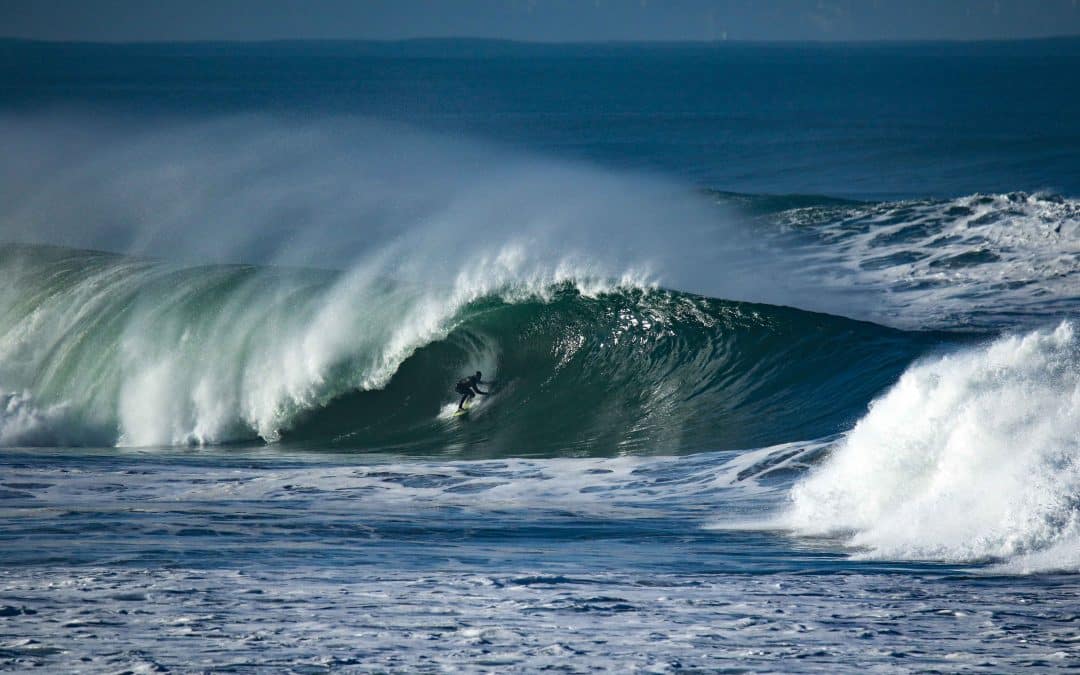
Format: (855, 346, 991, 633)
(1, 0, 1079, 43)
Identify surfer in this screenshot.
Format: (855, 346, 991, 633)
(455, 371, 489, 411)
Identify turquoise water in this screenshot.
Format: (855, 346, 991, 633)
(0, 38, 1078, 671)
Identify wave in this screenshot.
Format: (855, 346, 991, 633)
(0, 244, 933, 454)
(785, 322, 1080, 573)
(738, 191, 1080, 329)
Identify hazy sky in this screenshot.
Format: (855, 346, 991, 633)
(2, 0, 1079, 43)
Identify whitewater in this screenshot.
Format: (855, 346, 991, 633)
(1, 38, 1078, 672)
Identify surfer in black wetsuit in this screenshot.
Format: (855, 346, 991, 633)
(455, 371, 489, 411)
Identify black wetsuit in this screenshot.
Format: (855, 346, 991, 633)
(455, 375, 487, 410)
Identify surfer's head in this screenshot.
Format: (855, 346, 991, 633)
(475, 371, 482, 379)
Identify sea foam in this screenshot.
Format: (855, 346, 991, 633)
(785, 322, 1080, 572)
(774, 192, 1080, 329)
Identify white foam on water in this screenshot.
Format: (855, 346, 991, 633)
(2, 565, 1074, 673)
(1, 445, 1075, 671)
(0, 444, 765, 522)
(0, 390, 76, 446)
(777, 192, 1080, 328)
(784, 322, 1080, 572)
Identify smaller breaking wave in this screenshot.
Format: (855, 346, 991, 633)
(737, 191, 1080, 330)
(785, 322, 1080, 573)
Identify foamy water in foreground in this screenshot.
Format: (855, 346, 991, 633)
(4, 566, 1076, 672)
(1, 429, 1077, 671)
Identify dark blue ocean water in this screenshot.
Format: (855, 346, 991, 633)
(3, 38, 1079, 198)
(0, 39, 1078, 672)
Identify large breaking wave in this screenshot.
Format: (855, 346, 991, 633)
(0, 244, 928, 453)
(0, 114, 939, 453)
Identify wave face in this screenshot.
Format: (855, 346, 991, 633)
(0, 244, 931, 454)
(785, 323, 1080, 572)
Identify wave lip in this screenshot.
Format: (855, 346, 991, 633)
(785, 322, 1080, 572)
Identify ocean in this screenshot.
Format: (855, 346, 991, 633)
(0, 38, 1078, 672)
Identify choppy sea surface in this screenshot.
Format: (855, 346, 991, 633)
(1, 38, 1078, 672)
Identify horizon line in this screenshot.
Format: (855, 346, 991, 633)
(2, 34, 1078, 47)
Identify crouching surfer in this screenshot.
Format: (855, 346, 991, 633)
(455, 371, 489, 411)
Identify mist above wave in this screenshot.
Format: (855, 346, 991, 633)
(0, 113, 801, 303)
(12, 112, 1071, 333)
